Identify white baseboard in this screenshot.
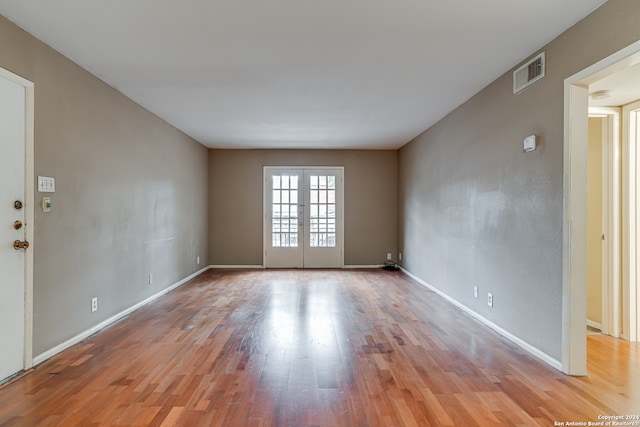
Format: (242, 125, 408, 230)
(33, 266, 211, 366)
(401, 268, 563, 372)
(210, 265, 265, 269)
(210, 265, 384, 269)
(343, 265, 383, 269)
(34, 265, 563, 372)
(586, 319, 602, 331)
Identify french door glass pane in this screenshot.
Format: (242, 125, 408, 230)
(272, 175, 298, 247)
(309, 174, 336, 247)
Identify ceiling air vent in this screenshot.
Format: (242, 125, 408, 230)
(513, 52, 545, 94)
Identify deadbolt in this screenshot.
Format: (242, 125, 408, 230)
(13, 240, 29, 250)
(14, 200, 23, 210)
(13, 220, 23, 230)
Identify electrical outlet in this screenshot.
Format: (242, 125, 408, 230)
(399, 252, 402, 261)
(91, 297, 98, 313)
(197, 256, 200, 265)
(148, 273, 153, 285)
(487, 292, 494, 307)
(386, 252, 392, 260)
(474, 286, 479, 298)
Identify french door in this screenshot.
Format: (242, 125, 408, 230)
(264, 167, 343, 268)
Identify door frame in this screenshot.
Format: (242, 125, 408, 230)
(563, 40, 640, 375)
(263, 166, 344, 268)
(622, 99, 640, 342)
(0, 66, 34, 373)
(588, 107, 621, 338)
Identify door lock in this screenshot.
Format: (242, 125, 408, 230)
(14, 200, 23, 210)
(13, 240, 29, 250)
(13, 220, 23, 230)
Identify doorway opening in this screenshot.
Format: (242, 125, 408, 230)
(564, 40, 640, 375)
(586, 107, 621, 339)
(263, 167, 344, 268)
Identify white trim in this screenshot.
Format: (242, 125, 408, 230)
(263, 167, 304, 268)
(343, 265, 383, 269)
(563, 39, 640, 374)
(591, 108, 622, 338)
(401, 268, 563, 371)
(0, 67, 35, 373)
(622, 102, 634, 341)
(622, 100, 640, 343)
(263, 166, 345, 269)
(0, 67, 33, 87)
(24, 82, 34, 371)
(33, 266, 210, 366)
(263, 169, 268, 268)
(586, 320, 602, 331)
(565, 41, 640, 86)
(563, 81, 589, 376)
(210, 265, 265, 269)
(210, 265, 384, 269)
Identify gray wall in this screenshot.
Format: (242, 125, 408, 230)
(0, 16, 209, 356)
(3, 0, 636, 364)
(209, 149, 397, 266)
(398, 0, 640, 361)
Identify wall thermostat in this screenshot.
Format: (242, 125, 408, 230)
(523, 135, 537, 152)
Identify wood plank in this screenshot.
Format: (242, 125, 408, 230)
(0, 269, 638, 426)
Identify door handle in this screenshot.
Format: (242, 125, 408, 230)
(13, 240, 29, 250)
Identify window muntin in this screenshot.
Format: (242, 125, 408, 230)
(272, 175, 299, 247)
(309, 175, 336, 247)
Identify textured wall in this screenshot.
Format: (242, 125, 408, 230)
(209, 149, 397, 266)
(398, 0, 640, 361)
(0, 16, 209, 356)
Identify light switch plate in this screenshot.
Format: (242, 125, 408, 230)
(38, 176, 55, 193)
(42, 196, 51, 213)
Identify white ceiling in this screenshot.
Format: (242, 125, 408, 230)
(0, 0, 607, 149)
(589, 62, 640, 108)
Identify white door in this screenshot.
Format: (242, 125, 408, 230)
(0, 74, 27, 382)
(264, 167, 343, 268)
(264, 169, 304, 268)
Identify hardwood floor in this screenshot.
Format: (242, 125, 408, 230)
(1, 269, 638, 426)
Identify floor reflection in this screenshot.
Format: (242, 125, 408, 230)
(252, 274, 350, 425)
